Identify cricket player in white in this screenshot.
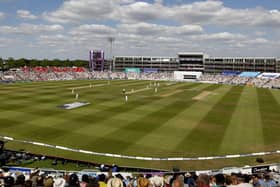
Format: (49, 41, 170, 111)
(125, 95, 128, 102)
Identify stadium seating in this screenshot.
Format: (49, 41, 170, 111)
(2, 67, 280, 89)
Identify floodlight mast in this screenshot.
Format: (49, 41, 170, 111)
(108, 36, 115, 71)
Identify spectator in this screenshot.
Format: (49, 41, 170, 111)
(196, 174, 210, 187)
(4, 176, 15, 187)
(107, 177, 123, 187)
(172, 178, 184, 187)
(214, 174, 225, 187)
(115, 174, 126, 187)
(24, 180, 33, 187)
(14, 174, 25, 187)
(98, 174, 107, 187)
(80, 174, 89, 187)
(44, 176, 54, 187)
(67, 173, 80, 187)
(138, 177, 150, 187)
(209, 176, 216, 187)
(169, 174, 180, 187)
(184, 173, 196, 187)
(86, 178, 99, 187)
(54, 177, 66, 187)
(251, 174, 261, 187)
(36, 175, 45, 187)
(149, 175, 164, 187)
(263, 174, 277, 187)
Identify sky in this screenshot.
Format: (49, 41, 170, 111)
(0, 0, 280, 60)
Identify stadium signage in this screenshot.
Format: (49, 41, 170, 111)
(251, 165, 270, 173)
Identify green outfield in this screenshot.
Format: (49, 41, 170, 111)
(1, 80, 280, 170)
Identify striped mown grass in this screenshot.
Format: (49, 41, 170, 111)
(1, 80, 280, 169)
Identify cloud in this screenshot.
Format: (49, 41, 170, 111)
(117, 22, 203, 36)
(17, 10, 37, 20)
(1, 0, 280, 59)
(38, 34, 69, 47)
(0, 12, 5, 20)
(0, 23, 64, 35)
(43, 0, 280, 29)
(69, 24, 116, 36)
(191, 32, 246, 41)
(170, 2, 280, 28)
(0, 37, 23, 47)
(43, 0, 117, 23)
(117, 1, 164, 23)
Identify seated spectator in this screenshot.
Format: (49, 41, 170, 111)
(98, 174, 107, 187)
(44, 176, 54, 187)
(14, 174, 25, 187)
(4, 176, 15, 187)
(53, 177, 66, 187)
(263, 174, 277, 187)
(184, 173, 196, 187)
(86, 177, 99, 187)
(210, 175, 216, 187)
(107, 177, 123, 187)
(149, 175, 164, 187)
(80, 174, 89, 187)
(67, 173, 80, 187)
(214, 174, 225, 187)
(36, 175, 45, 187)
(138, 177, 150, 187)
(197, 174, 210, 187)
(251, 174, 261, 187)
(24, 180, 33, 187)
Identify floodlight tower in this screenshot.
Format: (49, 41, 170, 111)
(108, 36, 115, 71)
(108, 36, 115, 59)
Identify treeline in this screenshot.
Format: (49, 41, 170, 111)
(0, 58, 89, 69)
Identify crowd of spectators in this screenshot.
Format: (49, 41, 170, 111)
(1, 166, 280, 187)
(2, 67, 280, 89)
(198, 74, 280, 89)
(0, 67, 174, 82)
